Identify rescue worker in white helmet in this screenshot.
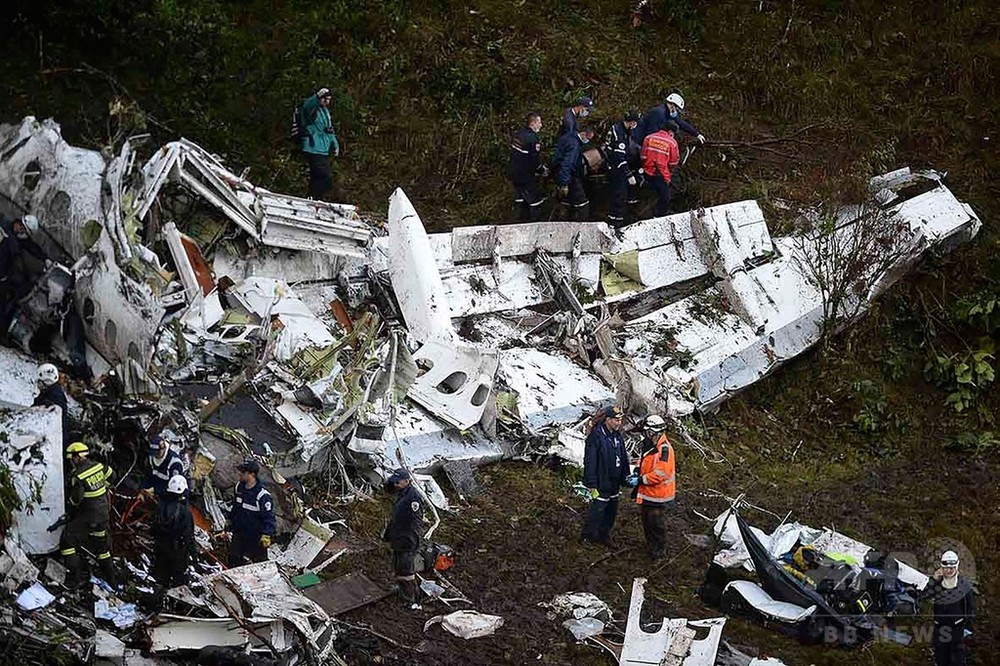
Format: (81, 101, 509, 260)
(151, 474, 196, 588)
(33, 363, 70, 442)
(632, 414, 676, 560)
(920, 549, 975, 665)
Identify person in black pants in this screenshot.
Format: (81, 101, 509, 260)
(581, 406, 630, 545)
(152, 474, 196, 588)
(382, 468, 425, 609)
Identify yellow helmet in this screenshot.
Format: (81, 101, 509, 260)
(65, 442, 89, 458)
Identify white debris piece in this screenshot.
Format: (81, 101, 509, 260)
(388, 188, 456, 343)
(424, 610, 505, 639)
(228, 277, 336, 360)
(0, 347, 41, 409)
(272, 517, 333, 570)
(543, 592, 612, 620)
(722, 581, 815, 622)
(498, 347, 614, 430)
(407, 339, 499, 430)
(15, 582, 55, 611)
(0, 407, 65, 554)
(564, 617, 605, 640)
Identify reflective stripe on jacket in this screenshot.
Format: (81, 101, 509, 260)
(230, 481, 277, 538)
(636, 434, 675, 504)
(69, 459, 114, 517)
(641, 131, 679, 182)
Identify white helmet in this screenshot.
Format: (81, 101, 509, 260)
(37, 363, 59, 386)
(645, 414, 666, 429)
(21, 214, 39, 234)
(167, 474, 188, 495)
(666, 93, 685, 111)
(940, 550, 960, 567)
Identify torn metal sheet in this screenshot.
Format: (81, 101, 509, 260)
(619, 578, 691, 666)
(0, 116, 106, 261)
(164, 221, 202, 301)
(0, 536, 40, 591)
(387, 188, 456, 343)
(257, 190, 370, 259)
(274, 517, 333, 570)
(0, 347, 42, 409)
(407, 340, 499, 430)
(449, 221, 617, 263)
(685, 618, 727, 665)
(498, 347, 614, 430)
(348, 401, 502, 473)
(214, 245, 363, 285)
(721, 581, 815, 623)
(303, 571, 392, 616)
(0, 407, 65, 554)
(441, 458, 481, 498)
(73, 232, 165, 367)
(228, 276, 337, 361)
(149, 615, 258, 652)
(202, 561, 336, 657)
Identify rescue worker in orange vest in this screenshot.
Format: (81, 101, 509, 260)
(640, 120, 680, 217)
(634, 414, 675, 560)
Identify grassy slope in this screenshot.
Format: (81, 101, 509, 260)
(2, 1, 999, 663)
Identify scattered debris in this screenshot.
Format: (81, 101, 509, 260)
(424, 609, 505, 639)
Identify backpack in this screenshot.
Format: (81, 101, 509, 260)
(289, 103, 319, 145)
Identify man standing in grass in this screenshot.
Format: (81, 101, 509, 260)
(300, 87, 340, 200)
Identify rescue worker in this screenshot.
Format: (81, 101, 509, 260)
(381, 468, 425, 608)
(636, 92, 707, 144)
(34, 363, 69, 440)
(151, 474, 196, 588)
(561, 96, 594, 137)
(300, 87, 341, 200)
(581, 406, 630, 545)
(0, 214, 46, 337)
(227, 459, 276, 567)
(508, 112, 548, 222)
(604, 110, 641, 226)
(641, 120, 680, 216)
(634, 414, 675, 560)
(60, 442, 116, 587)
(551, 125, 596, 220)
(141, 435, 185, 500)
(921, 550, 975, 666)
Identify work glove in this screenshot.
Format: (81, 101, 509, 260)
(558, 185, 569, 198)
(140, 487, 155, 499)
(588, 488, 599, 500)
(260, 534, 272, 548)
(696, 134, 707, 144)
(627, 175, 637, 186)
(334, 148, 340, 158)
(625, 474, 640, 488)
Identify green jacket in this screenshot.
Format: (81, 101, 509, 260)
(300, 94, 340, 157)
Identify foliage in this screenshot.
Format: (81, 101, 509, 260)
(954, 288, 1000, 335)
(794, 192, 914, 337)
(924, 339, 997, 413)
(945, 430, 1000, 455)
(850, 379, 887, 435)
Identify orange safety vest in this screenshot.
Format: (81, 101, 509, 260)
(636, 434, 675, 504)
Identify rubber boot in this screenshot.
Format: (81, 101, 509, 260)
(401, 578, 421, 609)
(62, 553, 89, 589)
(99, 557, 119, 589)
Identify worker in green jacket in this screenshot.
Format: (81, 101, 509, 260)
(301, 87, 341, 200)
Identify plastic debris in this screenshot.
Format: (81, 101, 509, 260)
(563, 616, 605, 640)
(424, 610, 505, 639)
(15, 582, 55, 611)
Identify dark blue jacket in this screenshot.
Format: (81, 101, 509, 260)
(382, 483, 424, 552)
(230, 480, 276, 539)
(143, 450, 185, 498)
(583, 421, 630, 497)
(551, 133, 587, 186)
(34, 383, 69, 438)
(561, 107, 579, 137)
(508, 126, 542, 184)
(636, 104, 699, 142)
(152, 495, 196, 554)
(604, 121, 637, 180)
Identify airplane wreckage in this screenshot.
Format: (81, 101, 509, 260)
(0, 116, 982, 662)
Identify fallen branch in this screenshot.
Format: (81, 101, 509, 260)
(337, 619, 424, 652)
(589, 545, 633, 568)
